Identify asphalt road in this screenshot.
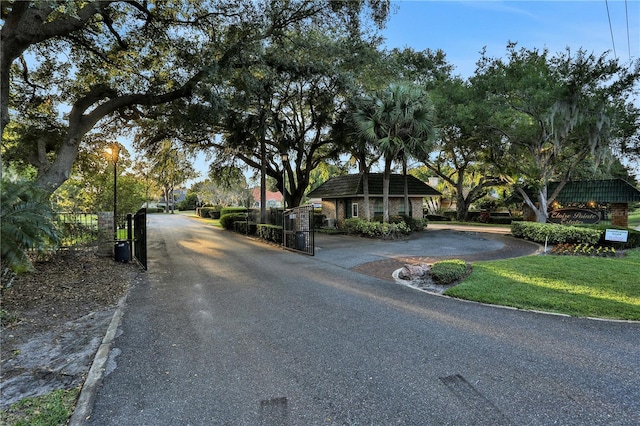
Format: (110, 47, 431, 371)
(88, 214, 640, 425)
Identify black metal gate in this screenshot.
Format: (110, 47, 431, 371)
(133, 208, 147, 270)
(283, 205, 315, 256)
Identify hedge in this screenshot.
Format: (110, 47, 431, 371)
(197, 206, 219, 218)
(343, 218, 411, 239)
(234, 221, 257, 235)
(511, 221, 601, 245)
(257, 224, 283, 244)
(219, 212, 248, 230)
(220, 207, 247, 216)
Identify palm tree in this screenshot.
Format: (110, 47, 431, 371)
(1, 179, 60, 273)
(354, 83, 435, 222)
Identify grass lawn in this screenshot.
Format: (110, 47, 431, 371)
(445, 249, 640, 321)
(176, 210, 222, 228)
(629, 208, 640, 228)
(1, 388, 79, 426)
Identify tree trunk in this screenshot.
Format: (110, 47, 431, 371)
(362, 169, 371, 221)
(402, 155, 409, 217)
(517, 186, 549, 223)
(382, 156, 392, 223)
(260, 137, 267, 223)
(456, 193, 471, 221)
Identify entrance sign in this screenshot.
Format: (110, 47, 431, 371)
(605, 229, 628, 243)
(548, 209, 600, 225)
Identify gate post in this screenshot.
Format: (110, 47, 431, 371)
(96, 212, 113, 257)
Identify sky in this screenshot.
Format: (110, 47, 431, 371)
(190, 0, 640, 183)
(381, 0, 639, 78)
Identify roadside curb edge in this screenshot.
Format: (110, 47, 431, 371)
(68, 292, 129, 425)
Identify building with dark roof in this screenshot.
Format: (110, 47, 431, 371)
(307, 173, 441, 225)
(525, 179, 640, 226)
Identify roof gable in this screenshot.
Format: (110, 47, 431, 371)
(308, 173, 441, 198)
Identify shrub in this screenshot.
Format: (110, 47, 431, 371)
(197, 206, 218, 218)
(234, 221, 257, 235)
(430, 259, 469, 285)
(343, 218, 411, 239)
(511, 221, 601, 245)
(257, 224, 282, 244)
(219, 212, 248, 230)
(1, 179, 60, 273)
(220, 206, 247, 216)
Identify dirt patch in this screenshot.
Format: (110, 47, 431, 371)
(1, 248, 140, 410)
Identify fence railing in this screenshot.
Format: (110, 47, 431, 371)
(53, 212, 132, 249)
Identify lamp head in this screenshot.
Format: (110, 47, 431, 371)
(106, 143, 121, 163)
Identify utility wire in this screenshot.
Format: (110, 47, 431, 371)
(625, 0, 631, 59)
(605, 0, 617, 58)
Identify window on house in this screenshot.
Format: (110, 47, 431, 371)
(374, 199, 383, 218)
(352, 203, 359, 218)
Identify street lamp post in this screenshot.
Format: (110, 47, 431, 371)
(107, 143, 121, 240)
(281, 152, 288, 210)
(280, 153, 288, 247)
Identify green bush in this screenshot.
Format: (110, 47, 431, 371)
(220, 206, 247, 216)
(511, 221, 601, 245)
(197, 206, 218, 218)
(257, 224, 283, 244)
(234, 221, 257, 235)
(219, 213, 248, 230)
(343, 218, 411, 239)
(430, 260, 469, 285)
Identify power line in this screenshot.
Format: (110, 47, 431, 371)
(625, 0, 631, 59)
(605, 0, 617, 58)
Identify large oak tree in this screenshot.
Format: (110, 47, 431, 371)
(475, 44, 640, 222)
(1, 0, 389, 196)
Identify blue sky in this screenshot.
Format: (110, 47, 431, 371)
(381, 0, 639, 78)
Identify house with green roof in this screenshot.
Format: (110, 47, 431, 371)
(526, 179, 640, 227)
(307, 173, 441, 225)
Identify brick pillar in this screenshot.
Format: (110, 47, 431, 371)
(610, 203, 629, 227)
(97, 212, 113, 257)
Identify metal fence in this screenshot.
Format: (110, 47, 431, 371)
(283, 205, 315, 256)
(55, 213, 100, 248)
(53, 212, 131, 248)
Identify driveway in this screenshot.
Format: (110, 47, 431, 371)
(314, 224, 540, 282)
(86, 214, 639, 425)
